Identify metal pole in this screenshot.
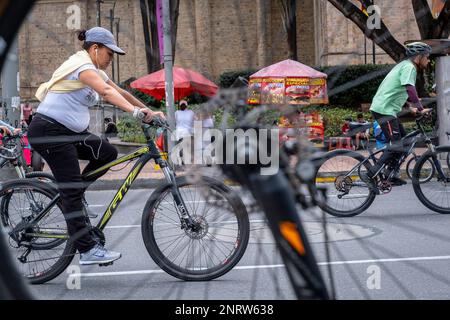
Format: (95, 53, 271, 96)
(436, 56, 450, 147)
(101, 103, 106, 138)
(371, 0, 375, 64)
(163, 0, 176, 151)
(372, 41, 376, 64)
(107, 5, 118, 123)
(109, 8, 115, 83)
(0, 36, 20, 181)
(1, 37, 20, 128)
(364, 36, 367, 64)
(96, 0, 103, 26)
(114, 17, 120, 124)
(116, 18, 120, 84)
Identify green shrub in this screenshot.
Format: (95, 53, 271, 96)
(218, 69, 258, 88)
(117, 114, 147, 144)
(217, 64, 394, 108)
(317, 64, 393, 108)
(303, 105, 371, 137)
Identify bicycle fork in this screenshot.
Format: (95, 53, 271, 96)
(160, 164, 198, 230)
(427, 144, 450, 182)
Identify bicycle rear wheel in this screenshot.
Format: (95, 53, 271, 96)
(0, 179, 75, 284)
(314, 150, 376, 217)
(412, 147, 450, 214)
(141, 176, 249, 281)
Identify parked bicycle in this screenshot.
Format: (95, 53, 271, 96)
(0, 117, 250, 284)
(313, 111, 450, 217)
(0, 132, 48, 180)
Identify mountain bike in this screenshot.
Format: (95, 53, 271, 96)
(0, 118, 250, 284)
(313, 112, 448, 217)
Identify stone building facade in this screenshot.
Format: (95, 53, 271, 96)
(17, 0, 421, 101)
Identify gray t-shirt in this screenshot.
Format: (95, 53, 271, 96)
(37, 64, 109, 132)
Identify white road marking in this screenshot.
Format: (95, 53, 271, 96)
(72, 254, 450, 278)
(104, 219, 267, 229)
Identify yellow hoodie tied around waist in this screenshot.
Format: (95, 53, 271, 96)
(35, 50, 108, 102)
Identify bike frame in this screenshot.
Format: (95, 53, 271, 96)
(341, 117, 432, 184)
(11, 136, 192, 240)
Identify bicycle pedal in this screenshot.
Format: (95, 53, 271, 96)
(87, 212, 98, 219)
(99, 262, 114, 267)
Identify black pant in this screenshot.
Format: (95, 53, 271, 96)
(28, 114, 118, 253)
(371, 111, 407, 174)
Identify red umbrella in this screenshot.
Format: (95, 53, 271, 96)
(130, 66, 218, 100)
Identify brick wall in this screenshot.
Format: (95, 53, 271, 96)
(18, 0, 420, 100)
(18, 0, 147, 100)
(318, 0, 421, 66)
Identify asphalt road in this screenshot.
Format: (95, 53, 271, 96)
(20, 183, 450, 300)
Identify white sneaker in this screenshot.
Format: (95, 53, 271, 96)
(79, 244, 121, 265)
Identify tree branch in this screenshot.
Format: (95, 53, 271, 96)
(412, 0, 433, 38)
(437, 0, 450, 38)
(327, 0, 406, 61)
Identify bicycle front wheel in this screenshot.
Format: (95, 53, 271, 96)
(141, 176, 249, 281)
(0, 179, 75, 284)
(406, 155, 434, 183)
(314, 150, 376, 217)
(412, 147, 450, 214)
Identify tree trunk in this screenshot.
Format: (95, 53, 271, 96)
(140, 0, 152, 73)
(148, 0, 162, 72)
(412, 0, 433, 39)
(140, 0, 179, 73)
(436, 1, 450, 38)
(279, 0, 297, 60)
(327, 0, 406, 62)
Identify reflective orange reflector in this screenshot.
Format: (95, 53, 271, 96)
(279, 221, 305, 255)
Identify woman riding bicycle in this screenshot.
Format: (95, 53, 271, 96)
(27, 27, 164, 266)
(364, 42, 432, 194)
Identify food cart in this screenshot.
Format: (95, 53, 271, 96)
(248, 59, 328, 147)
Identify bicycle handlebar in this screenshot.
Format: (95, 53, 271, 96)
(146, 116, 170, 129)
(140, 116, 171, 142)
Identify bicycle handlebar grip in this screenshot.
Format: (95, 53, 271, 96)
(148, 116, 169, 128)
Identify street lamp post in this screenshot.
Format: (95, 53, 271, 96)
(162, 0, 176, 151)
(96, 0, 104, 26)
(106, 1, 118, 123)
(115, 18, 120, 84)
(370, 0, 376, 64)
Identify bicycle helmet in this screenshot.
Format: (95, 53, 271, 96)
(405, 42, 432, 57)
